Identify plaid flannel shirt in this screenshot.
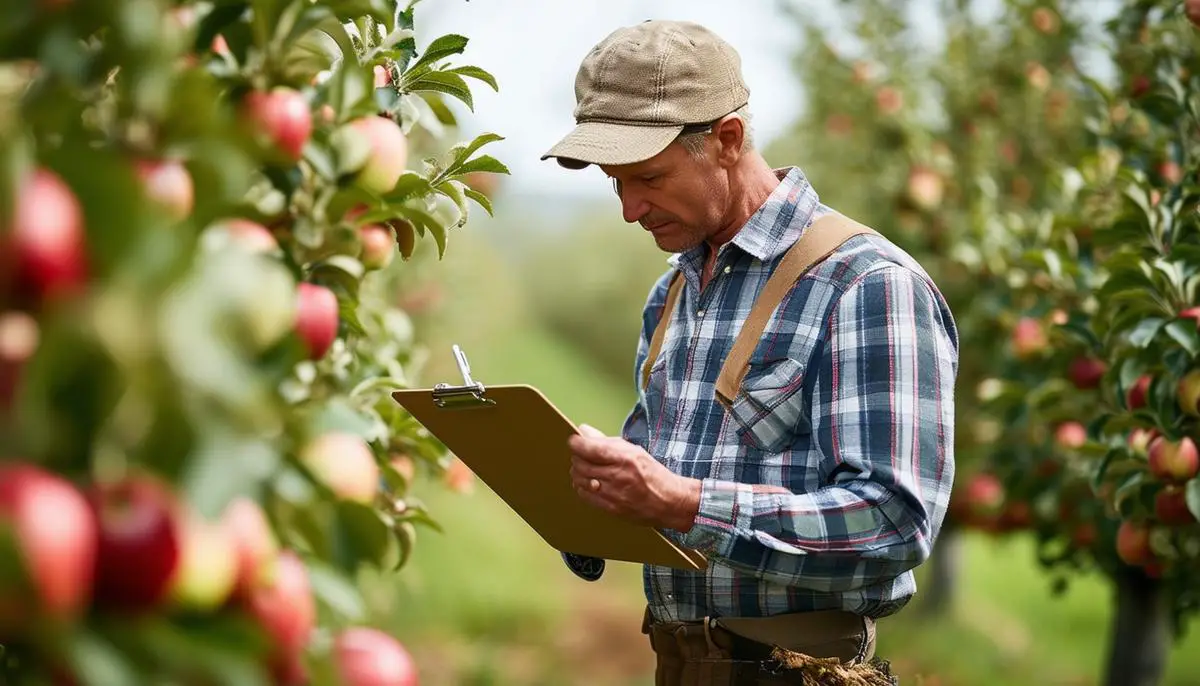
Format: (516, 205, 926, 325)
(622, 166, 959, 622)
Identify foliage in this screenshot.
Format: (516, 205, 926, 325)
(0, 0, 506, 682)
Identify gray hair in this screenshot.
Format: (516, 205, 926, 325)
(677, 105, 754, 158)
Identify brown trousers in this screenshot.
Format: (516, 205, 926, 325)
(642, 607, 895, 685)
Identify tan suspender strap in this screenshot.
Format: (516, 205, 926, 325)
(713, 212, 881, 407)
(641, 270, 685, 391)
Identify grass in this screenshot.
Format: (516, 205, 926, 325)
(375, 289, 1200, 684)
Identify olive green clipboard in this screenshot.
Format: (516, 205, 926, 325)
(390, 346, 707, 572)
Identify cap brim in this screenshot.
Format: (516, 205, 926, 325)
(540, 121, 684, 169)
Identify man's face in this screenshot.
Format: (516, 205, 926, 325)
(601, 140, 729, 253)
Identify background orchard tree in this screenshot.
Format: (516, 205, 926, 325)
(0, 0, 506, 683)
(769, 0, 1094, 615)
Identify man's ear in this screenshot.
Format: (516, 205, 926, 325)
(713, 114, 745, 168)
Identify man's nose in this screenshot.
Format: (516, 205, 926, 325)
(620, 188, 650, 224)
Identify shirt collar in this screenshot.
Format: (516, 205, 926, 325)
(667, 166, 820, 272)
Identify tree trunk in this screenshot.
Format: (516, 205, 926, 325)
(1102, 567, 1171, 686)
(918, 524, 963, 616)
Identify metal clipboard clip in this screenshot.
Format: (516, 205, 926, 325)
(431, 344, 496, 409)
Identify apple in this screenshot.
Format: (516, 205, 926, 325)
(360, 225, 396, 270)
(299, 433, 379, 503)
(1032, 7, 1059, 34)
(221, 497, 279, 597)
(1127, 374, 1152, 410)
(874, 87, 903, 115)
(998, 500, 1033, 531)
(0, 464, 96, 628)
(1178, 370, 1200, 417)
(242, 88, 313, 161)
(1159, 161, 1183, 185)
(373, 65, 392, 88)
(1071, 522, 1097, 549)
(244, 551, 315, 673)
(1147, 436, 1199, 483)
(135, 159, 193, 221)
(961, 472, 1004, 525)
(348, 116, 408, 194)
(168, 514, 238, 612)
(1128, 428, 1158, 455)
(1189, 0, 1200, 28)
(1067, 356, 1106, 389)
(905, 166, 944, 211)
(1182, 306, 1200, 327)
(333, 627, 418, 686)
(88, 475, 182, 611)
(1054, 421, 1087, 449)
(1025, 61, 1051, 91)
(295, 282, 338, 360)
(1154, 486, 1195, 526)
(443, 457, 474, 495)
(1010, 317, 1047, 359)
(205, 218, 277, 254)
(1116, 520, 1154, 566)
(5, 168, 87, 304)
(1131, 74, 1151, 98)
(389, 454, 416, 484)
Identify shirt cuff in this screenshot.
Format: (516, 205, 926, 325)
(674, 478, 754, 556)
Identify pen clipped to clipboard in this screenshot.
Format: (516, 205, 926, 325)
(391, 345, 707, 580)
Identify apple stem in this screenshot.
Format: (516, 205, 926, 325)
(1102, 566, 1171, 686)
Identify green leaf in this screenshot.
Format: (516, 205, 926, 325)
(1129, 317, 1167, 348)
(1114, 471, 1150, 518)
(409, 33, 470, 72)
(393, 521, 416, 570)
(447, 132, 504, 171)
(309, 255, 365, 302)
(448, 65, 498, 91)
(383, 172, 434, 203)
(332, 501, 392, 571)
(453, 154, 510, 177)
(437, 180, 469, 222)
(1092, 447, 1120, 488)
(183, 434, 281, 520)
(70, 631, 139, 686)
(405, 70, 474, 110)
(305, 559, 367, 621)
(309, 398, 379, 439)
(1186, 478, 1200, 522)
(1165, 319, 1200, 357)
(464, 187, 494, 216)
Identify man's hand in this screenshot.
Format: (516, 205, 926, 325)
(567, 424, 701, 532)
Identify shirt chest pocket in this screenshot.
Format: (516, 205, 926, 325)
(725, 356, 812, 453)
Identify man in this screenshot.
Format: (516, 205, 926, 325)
(546, 19, 958, 686)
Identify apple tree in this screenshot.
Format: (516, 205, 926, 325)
(0, 0, 506, 684)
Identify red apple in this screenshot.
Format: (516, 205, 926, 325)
(299, 433, 379, 504)
(905, 166, 944, 211)
(348, 116, 409, 194)
(1159, 161, 1183, 185)
(443, 457, 474, 495)
(999, 500, 1033, 531)
(961, 472, 1005, 526)
(1188, 0, 1200, 27)
(207, 218, 277, 254)
(1032, 7, 1059, 34)
(360, 225, 396, 270)
(295, 282, 338, 359)
(1148, 436, 1199, 483)
(0, 463, 96, 628)
(242, 88, 313, 161)
(1131, 74, 1152, 98)
(874, 87, 902, 115)
(168, 513, 238, 612)
(1127, 375, 1152, 410)
(1116, 520, 1154, 566)
(1055, 421, 1087, 449)
(1178, 370, 1200, 417)
(1011, 317, 1047, 359)
(1071, 522, 1097, 549)
(333, 627, 418, 686)
(4, 168, 87, 304)
(1181, 306, 1200, 327)
(1067, 356, 1106, 389)
(1154, 486, 1195, 526)
(244, 551, 315, 674)
(88, 475, 182, 611)
(221, 497, 280, 598)
(135, 159, 193, 221)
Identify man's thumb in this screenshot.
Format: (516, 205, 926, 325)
(577, 423, 606, 438)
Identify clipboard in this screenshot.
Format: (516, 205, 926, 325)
(391, 345, 707, 574)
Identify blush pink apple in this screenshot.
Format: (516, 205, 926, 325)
(333, 627, 418, 686)
(243, 88, 313, 161)
(1148, 436, 1199, 483)
(295, 283, 338, 359)
(135, 159, 193, 221)
(299, 433, 379, 504)
(348, 116, 408, 194)
(5, 168, 87, 304)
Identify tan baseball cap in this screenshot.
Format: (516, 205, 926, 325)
(541, 20, 750, 170)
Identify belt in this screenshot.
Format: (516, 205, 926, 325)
(641, 606, 895, 686)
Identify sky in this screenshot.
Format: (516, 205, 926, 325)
(413, 0, 818, 201)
